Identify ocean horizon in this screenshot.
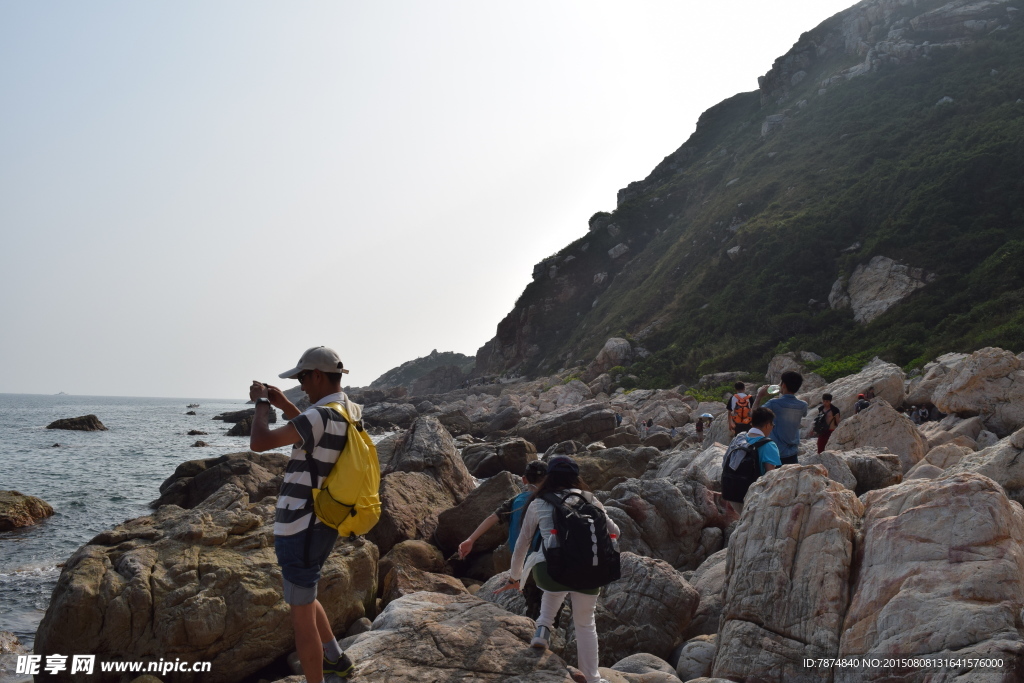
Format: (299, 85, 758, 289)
(0, 392, 285, 650)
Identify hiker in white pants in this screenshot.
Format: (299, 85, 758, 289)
(499, 456, 620, 683)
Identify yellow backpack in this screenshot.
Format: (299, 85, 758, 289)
(309, 400, 382, 537)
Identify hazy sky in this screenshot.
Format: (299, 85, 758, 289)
(0, 0, 855, 399)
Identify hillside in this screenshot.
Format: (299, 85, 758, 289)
(369, 349, 476, 391)
(474, 0, 1024, 387)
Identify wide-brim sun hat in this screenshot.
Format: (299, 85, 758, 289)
(279, 346, 349, 379)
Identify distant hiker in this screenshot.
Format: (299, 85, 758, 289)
(721, 407, 781, 516)
(728, 382, 753, 436)
(854, 394, 870, 414)
(457, 460, 548, 617)
(248, 346, 358, 682)
(640, 420, 648, 440)
(755, 371, 808, 465)
(695, 418, 704, 439)
(910, 405, 922, 425)
(500, 456, 621, 683)
(814, 393, 841, 453)
(916, 406, 931, 424)
(670, 426, 677, 439)
(615, 412, 623, 427)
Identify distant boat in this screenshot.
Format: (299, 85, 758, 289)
(55, 392, 67, 395)
(186, 403, 200, 408)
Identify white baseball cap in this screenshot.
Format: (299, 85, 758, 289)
(278, 346, 349, 379)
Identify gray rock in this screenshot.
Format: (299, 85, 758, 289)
(610, 653, 677, 675)
(675, 635, 717, 681)
(46, 414, 108, 431)
(150, 451, 287, 509)
(435, 471, 522, 555)
(831, 447, 903, 495)
(344, 593, 575, 681)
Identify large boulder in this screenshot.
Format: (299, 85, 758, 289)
(46, 414, 108, 431)
(674, 635, 717, 682)
(362, 402, 420, 429)
(516, 404, 618, 452)
(685, 443, 727, 490)
(33, 485, 377, 683)
(765, 352, 826, 391)
(575, 447, 657, 491)
(825, 399, 926, 473)
(603, 477, 727, 571)
(481, 405, 523, 436)
(713, 466, 863, 682)
(904, 441, 969, 479)
(435, 472, 522, 556)
(609, 653, 677, 676)
(437, 409, 473, 436)
(461, 438, 537, 478)
(592, 338, 634, 376)
(701, 414, 730, 450)
(150, 451, 288, 509)
(561, 553, 699, 668)
(342, 592, 575, 681)
(830, 448, 903, 496)
(941, 428, 1024, 505)
(0, 491, 54, 531)
(829, 255, 932, 324)
(836, 473, 1024, 680)
(799, 451, 857, 491)
(682, 550, 727, 640)
(799, 358, 906, 419)
(931, 347, 1024, 436)
(386, 417, 475, 501)
(379, 566, 468, 609)
(378, 539, 448, 589)
(905, 352, 970, 406)
(367, 472, 457, 556)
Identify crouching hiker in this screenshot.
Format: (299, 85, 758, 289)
(498, 456, 621, 683)
(457, 460, 548, 617)
(721, 407, 782, 516)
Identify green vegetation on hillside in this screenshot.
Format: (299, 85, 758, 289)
(505, 14, 1024, 388)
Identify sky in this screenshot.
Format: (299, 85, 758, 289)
(0, 0, 856, 399)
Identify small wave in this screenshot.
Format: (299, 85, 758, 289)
(0, 563, 60, 578)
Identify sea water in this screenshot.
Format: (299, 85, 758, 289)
(0, 393, 286, 650)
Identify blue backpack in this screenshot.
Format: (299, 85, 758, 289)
(507, 491, 533, 552)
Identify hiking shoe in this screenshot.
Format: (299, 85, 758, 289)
(530, 625, 551, 649)
(323, 652, 355, 678)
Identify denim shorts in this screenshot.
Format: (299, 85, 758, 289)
(275, 523, 339, 606)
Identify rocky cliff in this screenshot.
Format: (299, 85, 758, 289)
(475, 0, 1024, 385)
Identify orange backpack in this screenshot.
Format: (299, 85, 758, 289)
(731, 395, 751, 425)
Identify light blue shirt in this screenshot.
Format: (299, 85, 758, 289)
(763, 394, 808, 460)
(747, 428, 782, 475)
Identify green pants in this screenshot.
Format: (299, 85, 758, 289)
(532, 561, 600, 595)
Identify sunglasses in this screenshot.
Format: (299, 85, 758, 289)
(296, 370, 313, 383)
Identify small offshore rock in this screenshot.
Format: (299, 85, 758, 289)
(187, 430, 208, 436)
(190, 441, 209, 447)
(0, 490, 55, 531)
(46, 414, 107, 431)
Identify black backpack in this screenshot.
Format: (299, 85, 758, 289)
(813, 408, 831, 435)
(720, 435, 771, 503)
(540, 490, 621, 591)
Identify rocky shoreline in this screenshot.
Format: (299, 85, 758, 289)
(22, 343, 1024, 682)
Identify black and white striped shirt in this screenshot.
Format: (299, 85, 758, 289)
(274, 392, 350, 536)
